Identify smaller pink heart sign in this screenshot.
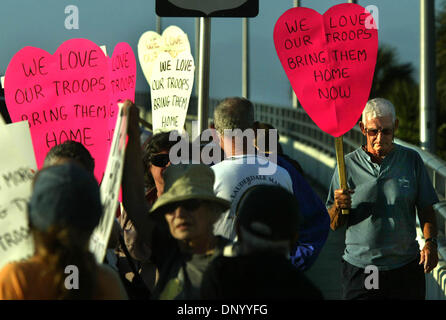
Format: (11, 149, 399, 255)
(274, 3, 378, 137)
(4, 39, 136, 182)
(108, 42, 137, 133)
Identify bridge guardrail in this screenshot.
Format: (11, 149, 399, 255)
(136, 92, 446, 259)
(136, 93, 446, 298)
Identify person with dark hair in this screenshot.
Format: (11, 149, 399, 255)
(142, 131, 179, 202)
(43, 140, 95, 174)
(0, 163, 127, 299)
(253, 122, 330, 271)
(200, 185, 323, 299)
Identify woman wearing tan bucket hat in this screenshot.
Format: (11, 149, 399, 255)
(121, 101, 231, 300)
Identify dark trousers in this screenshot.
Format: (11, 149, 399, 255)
(341, 258, 425, 300)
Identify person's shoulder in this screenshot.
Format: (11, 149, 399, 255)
(96, 264, 128, 300)
(395, 143, 422, 159)
(211, 158, 233, 171)
(0, 257, 41, 279)
(97, 264, 121, 284)
(0, 260, 30, 300)
(0, 261, 21, 283)
(345, 146, 364, 160)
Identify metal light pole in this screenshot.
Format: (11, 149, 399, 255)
(420, 0, 437, 153)
(197, 18, 211, 134)
(242, 18, 249, 99)
(292, 0, 300, 108)
(195, 18, 200, 97)
(156, 15, 161, 34)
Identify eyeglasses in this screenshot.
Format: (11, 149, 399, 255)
(365, 127, 394, 136)
(163, 199, 207, 214)
(150, 153, 170, 167)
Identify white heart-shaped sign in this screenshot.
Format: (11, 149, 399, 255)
(138, 26, 191, 85)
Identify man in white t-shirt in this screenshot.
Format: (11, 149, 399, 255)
(211, 97, 293, 240)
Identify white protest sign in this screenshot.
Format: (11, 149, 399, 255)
(138, 26, 191, 85)
(0, 121, 37, 269)
(89, 104, 128, 263)
(150, 51, 195, 133)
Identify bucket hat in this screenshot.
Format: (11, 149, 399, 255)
(149, 164, 230, 215)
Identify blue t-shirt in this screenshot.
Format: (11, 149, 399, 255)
(326, 144, 439, 271)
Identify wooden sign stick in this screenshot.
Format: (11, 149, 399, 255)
(335, 136, 349, 215)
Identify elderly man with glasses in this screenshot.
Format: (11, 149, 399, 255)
(326, 98, 439, 300)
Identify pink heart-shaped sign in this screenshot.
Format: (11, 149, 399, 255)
(4, 39, 136, 182)
(109, 42, 137, 133)
(274, 3, 378, 137)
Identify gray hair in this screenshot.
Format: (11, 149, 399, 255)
(362, 98, 396, 124)
(213, 97, 255, 135)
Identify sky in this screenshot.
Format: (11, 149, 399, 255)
(0, 0, 443, 107)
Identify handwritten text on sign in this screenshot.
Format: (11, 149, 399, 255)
(4, 39, 113, 181)
(150, 51, 195, 133)
(0, 122, 37, 270)
(138, 26, 191, 85)
(109, 42, 137, 132)
(4, 39, 137, 182)
(274, 3, 378, 137)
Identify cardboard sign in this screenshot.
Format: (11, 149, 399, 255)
(0, 122, 37, 269)
(4, 39, 136, 182)
(89, 104, 128, 263)
(274, 3, 378, 137)
(150, 51, 195, 133)
(138, 26, 191, 85)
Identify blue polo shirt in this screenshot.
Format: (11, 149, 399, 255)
(326, 144, 439, 270)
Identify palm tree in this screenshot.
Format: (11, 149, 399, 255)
(369, 45, 420, 145)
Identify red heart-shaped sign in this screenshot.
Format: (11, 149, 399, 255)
(4, 39, 136, 181)
(274, 3, 378, 137)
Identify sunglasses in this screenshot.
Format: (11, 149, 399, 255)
(150, 153, 170, 167)
(163, 199, 207, 214)
(365, 128, 393, 136)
